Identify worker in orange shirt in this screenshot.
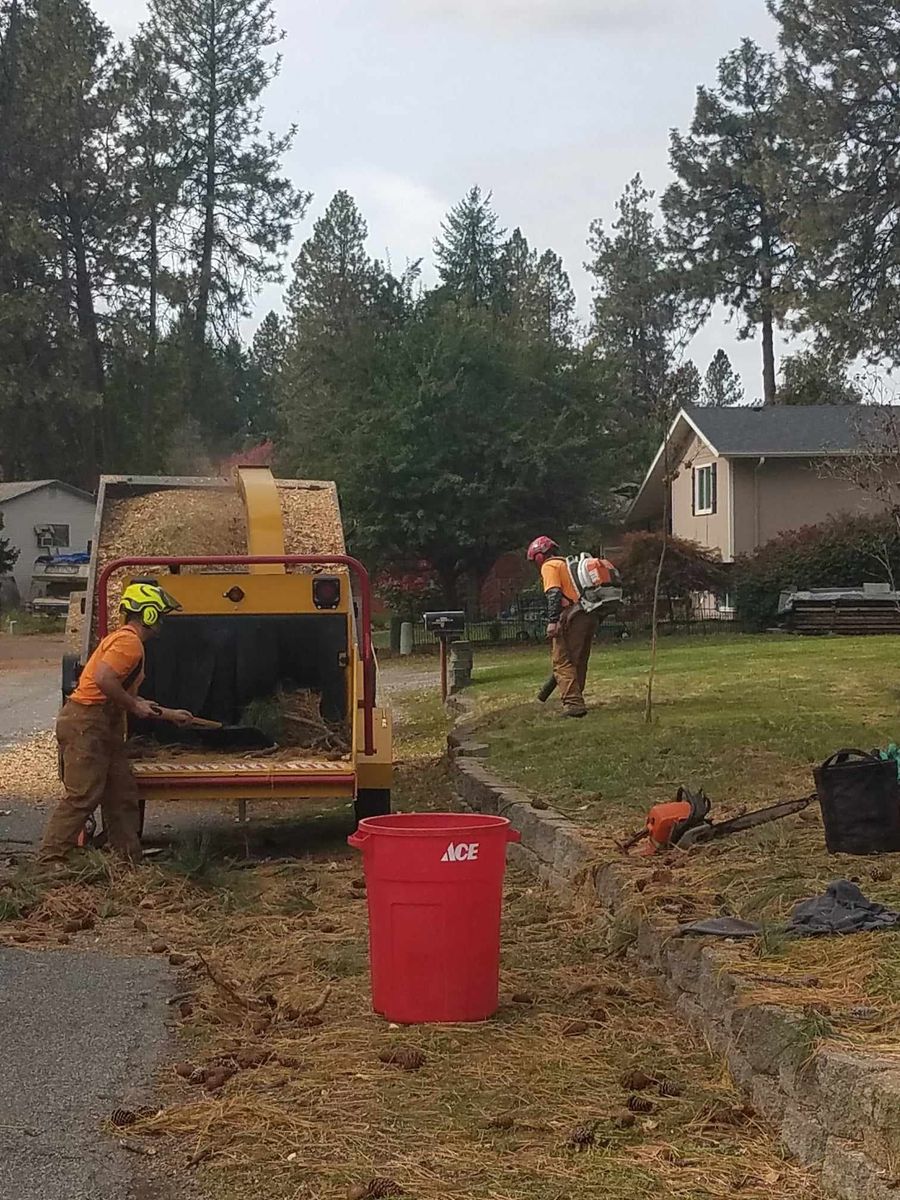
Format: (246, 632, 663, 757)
(39, 583, 193, 865)
(527, 536, 600, 718)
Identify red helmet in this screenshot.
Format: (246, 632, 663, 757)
(527, 536, 559, 563)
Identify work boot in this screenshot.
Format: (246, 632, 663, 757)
(563, 707, 587, 719)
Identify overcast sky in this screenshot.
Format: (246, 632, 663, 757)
(91, 0, 785, 399)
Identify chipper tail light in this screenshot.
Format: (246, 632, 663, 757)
(313, 574, 341, 610)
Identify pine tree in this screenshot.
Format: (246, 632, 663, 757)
(0, 0, 119, 485)
(434, 186, 505, 306)
(244, 310, 285, 440)
(286, 191, 378, 339)
(702, 349, 744, 407)
(0, 513, 18, 577)
(278, 192, 408, 481)
(770, 0, 900, 361)
(587, 175, 682, 474)
(146, 0, 309, 404)
(497, 229, 575, 344)
(116, 34, 187, 356)
(673, 360, 702, 407)
(778, 349, 862, 406)
(663, 39, 794, 405)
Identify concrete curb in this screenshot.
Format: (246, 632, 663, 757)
(448, 696, 900, 1200)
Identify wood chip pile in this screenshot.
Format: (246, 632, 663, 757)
(0, 732, 58, 802)
(65, 591, 86, 653)
(96, 485, 247, 634)
(93, 479, 346, 637)
(278, 481, 346, 566)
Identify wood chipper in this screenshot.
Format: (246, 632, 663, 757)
(63, 467, 392, 832)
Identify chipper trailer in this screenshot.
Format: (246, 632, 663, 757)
(62, 467, 393, 836)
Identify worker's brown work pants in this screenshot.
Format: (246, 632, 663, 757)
(552, 608, 600, 714)
(39, 700, 141, 864)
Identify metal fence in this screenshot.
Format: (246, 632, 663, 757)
(407, 596, 743, 650)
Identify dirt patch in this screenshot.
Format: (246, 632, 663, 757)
(0, 633, 64, 669)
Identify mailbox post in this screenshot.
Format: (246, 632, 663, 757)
(424, 611, 466, 701)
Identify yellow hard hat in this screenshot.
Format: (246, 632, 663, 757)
(120, 582, 182, 627)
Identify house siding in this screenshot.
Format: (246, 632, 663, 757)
(730, 457, 886, 557)
(0, 486, 95, 602)
(671, 434, 732, 559)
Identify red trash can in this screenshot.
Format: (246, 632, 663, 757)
(348, 812, 521, 1024)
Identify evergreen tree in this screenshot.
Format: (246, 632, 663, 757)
(663, 39, 794, 405)
(277, 192, 410, 483)
(116, 34, 187, 356)
(778, 349, 863, 406)
(672, 360, 702, 407)
(146, 0, 309, 404)
(587, 175, 682, 474)
(434, 186, 504, 306)
(286, 191, 379, 340)
(245, 310, 285, 440)
(702, 349, 744, 407)
(0, 0, 120, 485)
(497, 229, 575, 344)
(770, 0, 900, 361)
(0, 513, 18, 576)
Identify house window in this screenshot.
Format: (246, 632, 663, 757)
(34, 524, 69, 548)
(693, 464, 717, 515)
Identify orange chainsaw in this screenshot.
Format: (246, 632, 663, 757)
(618, 787, 813, 856)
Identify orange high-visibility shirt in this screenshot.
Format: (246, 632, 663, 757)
(71, 626, 145, 705)
(540, 558, 579, 606)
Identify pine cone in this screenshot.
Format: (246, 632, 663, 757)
(379, 1046, 426, 1072)
(589, 1006, 608, 1024)
(657, 1078, 684, 1098)
(486, 1113, 515, 1130)
(511, 991, 535, 1005)
(627, 1095, 655, 1114)
(365, 1178, 404, 1198)
(134, 1105, 160, 1121)
(620, 1069, 655, 1091)
(567, 1121, 598, 1151)
(605, 984, 630, 999)
(110, 1108, 137, 1128)
(615, 1113, 636, 1130)
(236, 1047, 270, 1070)
(870, 865, 893, 882)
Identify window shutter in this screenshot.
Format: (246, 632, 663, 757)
(691, 468, 696, 516)
(711, 462, 718, 514)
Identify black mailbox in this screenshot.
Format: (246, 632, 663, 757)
(423, 611, 466, 636)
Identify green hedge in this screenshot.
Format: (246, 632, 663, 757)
(733, 513, 900, 630)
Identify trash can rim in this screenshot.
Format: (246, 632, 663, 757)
(356, 812, 513, 837)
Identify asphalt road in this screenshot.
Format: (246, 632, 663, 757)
(0, 949, 176, 1200)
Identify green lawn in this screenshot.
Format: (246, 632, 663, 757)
(468, 633, 900, 827)
(467, 634, 900, 1029)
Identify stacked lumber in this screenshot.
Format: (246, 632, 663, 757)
(788, 599, 900, 635)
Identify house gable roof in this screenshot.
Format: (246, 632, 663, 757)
(685, 403, 900, 457)
(627, 404, 900, 525)
(0, 479, 94, 504)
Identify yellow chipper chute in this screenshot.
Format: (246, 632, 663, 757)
(73, 467, 393, 828)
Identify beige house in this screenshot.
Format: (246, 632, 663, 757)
(627, 405, 894, 562)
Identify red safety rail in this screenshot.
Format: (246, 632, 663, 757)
(97, 555, 377, 756)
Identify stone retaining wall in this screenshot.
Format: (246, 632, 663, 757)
(448, 706, 900, 1200)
